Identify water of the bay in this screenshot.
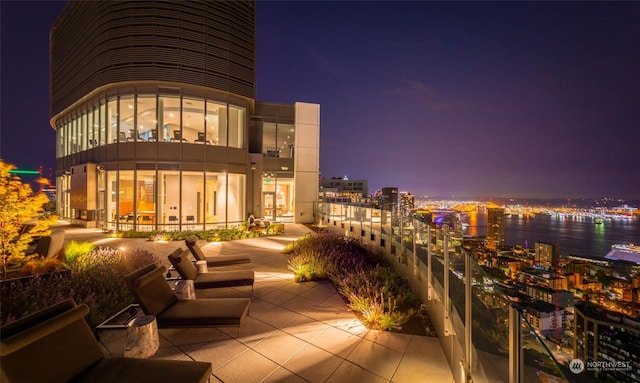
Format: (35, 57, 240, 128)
(462, 210, 640, 258)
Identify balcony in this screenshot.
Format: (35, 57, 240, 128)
(316, 202, 580, 383)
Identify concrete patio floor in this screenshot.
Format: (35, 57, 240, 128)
(62, 223, 454, 383)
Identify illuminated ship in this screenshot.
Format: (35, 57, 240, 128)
(604, 244, 640, 264)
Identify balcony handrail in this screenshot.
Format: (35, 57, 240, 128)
(315, 201, 576, 383)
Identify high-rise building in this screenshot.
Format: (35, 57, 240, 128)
(486, 207, 505, 250)
(50, 1, 319, 229)
(319, 178, 369, 200)
(574, 303, 640, 383)
(535, 242, 558, 270)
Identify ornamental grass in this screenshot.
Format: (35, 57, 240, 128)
(1, 246, 160, 329)
(286, 230, 418, 331)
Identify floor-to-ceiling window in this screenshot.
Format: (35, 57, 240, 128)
(119, 97, 135, 142)
(136, 170, 156, 230)
(137, 96, 157, 142)
(229, 106, 245, 149)
(182, 98, 204, 143)
(159, 169, 180, 230)
(99, 103, 106, 146)
(205, 172, 222, 229)
(56, 89, 253, 229)
(118, 170, 134, 229)
(227, 173, 245, 224)
(159, 96, 180, 142)
(105, 171, 117, 229)
(206, 101, 224, 145)
(182, 171, 203, 230)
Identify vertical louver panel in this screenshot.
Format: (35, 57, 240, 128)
(51, 0, 256, 116)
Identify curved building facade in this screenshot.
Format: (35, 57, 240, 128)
(50, 0, 319, 230)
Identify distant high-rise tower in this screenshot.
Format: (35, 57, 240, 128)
(535, 242, 558, 270)
(486, 207, 505, 250)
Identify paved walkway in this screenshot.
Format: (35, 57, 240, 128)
(61, 223, 454, 383)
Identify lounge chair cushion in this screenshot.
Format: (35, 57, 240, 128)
(0, 300, 99, 383)
(168, 249, 198, 280)
(125, 264, 177, 316)
(0, 298, 212, 383)
(193, 269, 255, 289)
(158, 298, 250, 327)
(185, 238, 251, 266)
(70, 357, 212, 383)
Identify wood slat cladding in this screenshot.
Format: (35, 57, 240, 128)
(51, 0, 256, 117)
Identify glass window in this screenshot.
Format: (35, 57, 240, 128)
(182, 171, 203, 229)
(107, 99, 117, 143)
(263, 122, 277, 157)
(136, 170, 156, 229)
(205, 101, 224, 145)
(119, 96, 135, 142)
(137, 95, 157, 142)
(79, 113, 86, 151)
(228, 105, 245, 149)
(91, 107, 99, 147)
(205, 172, 223, 228)
(96, 168, 106, 228)
(158, 169, 180, 230)
(159, 96, 180, 142)
(99, 103, 106, 145)
(219, 103, 228, 146)
(182, 98, 204, 143)
(106, 170, 117, 229)
(57, 123, 65, 158)
(227, 173, 245, 224)
(277, 123, 295, 158)
(71, 117, 78, 154)
(118, 170, 134, 229)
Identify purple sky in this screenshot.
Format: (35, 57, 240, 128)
(2, 1, 639, 199)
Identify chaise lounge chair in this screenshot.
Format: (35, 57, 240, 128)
(0, 298, 212, 383)
(125, 264, 251, 328)
(168, 249, 254, 292)
(185, 238, 251, 267)
(27, 229, 65, 258)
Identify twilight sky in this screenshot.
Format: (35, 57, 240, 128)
(1, 1, 639, 199)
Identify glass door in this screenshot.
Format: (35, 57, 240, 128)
(263, 192, 276, 221)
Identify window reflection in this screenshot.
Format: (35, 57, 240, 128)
(137, 96, 157, 142)
(159, 96, 180, 142)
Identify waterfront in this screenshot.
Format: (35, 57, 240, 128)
(462, 211, 640, 258)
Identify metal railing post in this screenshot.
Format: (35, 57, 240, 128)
(509, 304, 523, 383)
(443, 225, 452, 336)
(464, 251, 472, 381)
(412, 218, 418, 278)
(427, 223, 432, 300)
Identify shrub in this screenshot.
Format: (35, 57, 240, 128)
(287, 249, 329, 282)
(63, 240, 96, 265)
(1, 247, 160, 328)
(20, 257, 67, 276)
(287, 231, 419, 331)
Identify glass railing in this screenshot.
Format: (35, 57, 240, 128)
(316, 201, 583, 383)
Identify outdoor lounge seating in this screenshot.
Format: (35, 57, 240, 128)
(185, 238, 251, 267)
(0, 298, 212, 383)
(168, 249, 254, 292)
(125, 264, 251, 328)
(27, 229, 65, 258)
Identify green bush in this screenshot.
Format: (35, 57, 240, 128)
(1, 247, 160, 328)
(63, 240, 96, 265)
(116, 227, 267, 242)
(287, 249, 329, 282)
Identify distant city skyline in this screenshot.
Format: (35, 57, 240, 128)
(2, 1, 639, 199)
